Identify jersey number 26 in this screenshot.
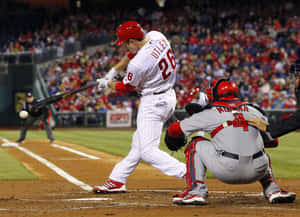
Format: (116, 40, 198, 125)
(159, 48, 176, 80)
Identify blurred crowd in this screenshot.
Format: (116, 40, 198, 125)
(0, 13, 110, 58)
(39, 0, 300, 115)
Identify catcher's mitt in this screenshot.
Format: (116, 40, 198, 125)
(185, 103, 205, 116)
(164, 129, 187, 151)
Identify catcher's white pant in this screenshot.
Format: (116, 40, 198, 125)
(109, 89, 186, 183)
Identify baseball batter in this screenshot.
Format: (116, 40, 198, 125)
(93, 21, 186, 193)
(166, 79, 296, 205)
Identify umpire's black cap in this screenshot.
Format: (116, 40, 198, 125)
(26, 92, 33, 97)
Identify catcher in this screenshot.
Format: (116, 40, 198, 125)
(165, 78, 296, 205)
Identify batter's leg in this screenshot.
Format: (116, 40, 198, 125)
(109, 131, 141, 184)
(139, 119, 186, 179)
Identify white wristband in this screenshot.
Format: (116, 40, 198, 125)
(105, 67, 118, 81)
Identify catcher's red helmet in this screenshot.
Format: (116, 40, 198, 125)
(115, 21, 144, 46)
(211, 78, 240, 102)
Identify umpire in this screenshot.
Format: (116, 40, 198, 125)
(16, 92, 54, 143)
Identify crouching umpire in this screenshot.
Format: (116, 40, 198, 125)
(16, 92, 54, 143)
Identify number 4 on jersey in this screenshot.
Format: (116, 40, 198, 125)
(159, 48, 176, 80)
(232, 113, 248, 131)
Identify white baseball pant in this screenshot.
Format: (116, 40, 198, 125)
(109, 89, 186, 183)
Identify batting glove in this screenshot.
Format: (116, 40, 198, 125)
(97, 78, 109, 89)
(104, 68, 118, 82)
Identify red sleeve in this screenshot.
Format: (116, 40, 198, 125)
(115, 81, 136, 95)
(127, 52, 136, 59)
(168, 121, 184, 138)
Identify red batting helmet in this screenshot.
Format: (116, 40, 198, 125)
(115, 21, 144, 46)
(211, 78, 240, 102)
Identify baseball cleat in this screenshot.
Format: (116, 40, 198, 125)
(93, 179, 126, 193)
(267, 190, 296, 204)
(173, 189, 188, 203)
(174, 193, 207, 205)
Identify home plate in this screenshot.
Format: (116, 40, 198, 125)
(63, 198, 112, 201)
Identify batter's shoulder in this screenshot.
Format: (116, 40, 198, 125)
(146, 30, 166, 39)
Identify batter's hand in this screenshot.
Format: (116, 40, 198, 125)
(247, 118, 268, 132)
(97, 78, 109, 89)
(104, 68, 118, 82)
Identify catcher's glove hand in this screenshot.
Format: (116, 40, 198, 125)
(164, 129, 187, 151)
(185, 103, 204, 116)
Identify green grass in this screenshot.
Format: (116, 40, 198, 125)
(0, 148, 38, 180)
(1, 129, 300, 179)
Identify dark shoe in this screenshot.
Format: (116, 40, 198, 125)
(16, 139, 24, 143)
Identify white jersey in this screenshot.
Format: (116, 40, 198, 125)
(194, 92, 208, 106)
(123, 31, 176, 96)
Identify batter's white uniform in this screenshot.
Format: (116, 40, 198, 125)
(192, 92, 208, 137)
(109, 31, 186, 183)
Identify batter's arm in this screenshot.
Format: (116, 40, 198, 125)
(104, 54, 131, 81)
(114, 54, 131, 71)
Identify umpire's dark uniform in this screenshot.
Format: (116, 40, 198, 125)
(17, 92, 54, 143)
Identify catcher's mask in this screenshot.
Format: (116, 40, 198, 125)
(209, 78, 240, 102)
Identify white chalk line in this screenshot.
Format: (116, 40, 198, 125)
(1, 202, 298, 213)
(0, 137, 93, 192)
(19, 197, 112, 202)
(50, 157, 91, 161)
(130, 189, 263, 196)
(51, 144, 100, 160)
(242, 206, 299, 211)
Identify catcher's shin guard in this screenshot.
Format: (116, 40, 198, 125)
(184, 136, 209, 190)
(259, 153, 276, 190)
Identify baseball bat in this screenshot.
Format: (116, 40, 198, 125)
(32, 81, 98, 110)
